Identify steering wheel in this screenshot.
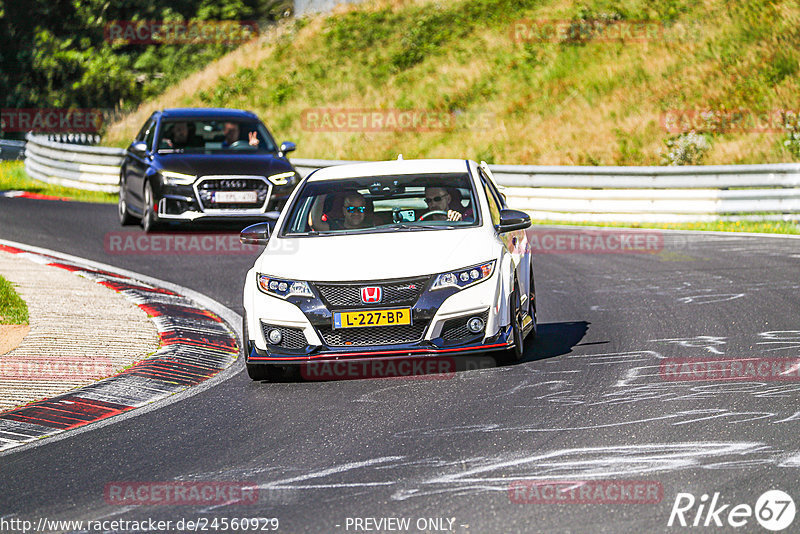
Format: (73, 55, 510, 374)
(418, 210, 448, 221)
(229, 140, 250, 149)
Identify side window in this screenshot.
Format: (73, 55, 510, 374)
(482, 182, 501, 226)
(143, 120, 157, 151)
(135, 117, 154, 142)
(480, 168, 506, 208)
(479, 170, 502, 226)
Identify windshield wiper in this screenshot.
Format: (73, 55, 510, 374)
(303, 229, 368, 236)
(376, 223, 445, 231)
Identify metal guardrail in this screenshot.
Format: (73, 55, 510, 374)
(292, 159, 800, 223)
(0, 140, 26, 161)
(24, 133, 124, 193)
(18, 135, 800, 222)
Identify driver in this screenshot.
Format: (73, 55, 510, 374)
(422, 186, 463, 221)
(222, 122, 260, 148)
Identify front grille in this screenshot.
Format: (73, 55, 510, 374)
(261, 322, 307, 350)
(317, 322, 428, 347)
(441, 310, 489, 342)
(314, 277, 429, 308)
(196, 177, 269, 211)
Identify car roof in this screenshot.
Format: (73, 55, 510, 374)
(159, 108, 259, 120)
(306, 159, 474, 182)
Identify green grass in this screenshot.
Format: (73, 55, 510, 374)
(531, 218, 800, 234)
(0, 275, 28, 325)
(0, 162, 117, 204)
(104, 0, 800, 165)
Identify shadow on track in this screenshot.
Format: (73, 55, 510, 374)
(521, 320, 590, 363)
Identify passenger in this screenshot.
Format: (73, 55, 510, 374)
(313, 192, 372, 231)
(164, 122, 190, 149)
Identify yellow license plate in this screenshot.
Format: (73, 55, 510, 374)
(333, 308, 412, 329)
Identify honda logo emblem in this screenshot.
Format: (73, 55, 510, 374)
(360, 286, 382, 303)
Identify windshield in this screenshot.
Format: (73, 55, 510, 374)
(282, 173, 480, 236)
(156, 119, 277, 154)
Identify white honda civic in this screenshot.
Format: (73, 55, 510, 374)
(240, 158, 536, 381)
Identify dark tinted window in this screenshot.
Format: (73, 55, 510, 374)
(156, 119, 277, 153)
(136, 118, 155, 143)
(143, 120, 157, 150)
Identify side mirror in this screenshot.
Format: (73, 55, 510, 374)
(279, 141, 296, 156)
(129, 141, 148, 155)
(240, 221, 274, 245)
(497, 209, 531, 233)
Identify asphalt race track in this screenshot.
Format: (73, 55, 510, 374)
(1, 196, 800, 533)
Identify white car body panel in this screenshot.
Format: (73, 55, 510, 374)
(256, 227, 498, 281)
(241, 158, 535, 372)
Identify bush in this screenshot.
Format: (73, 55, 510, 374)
(662, 131, 711, 165)
(783, 112, 800, 159)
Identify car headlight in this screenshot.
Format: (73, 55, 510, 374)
(257, 274, 313, 299)
(267, 171, 296, 186)
(431, 260, 496, 291)
(161, 170, 196, 185)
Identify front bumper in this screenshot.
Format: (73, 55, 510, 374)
(246, 326, 513, 363)
(245, 269, 509, 364)
(155, 177, 293, 221)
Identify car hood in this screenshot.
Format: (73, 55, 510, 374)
(155, 153, 293, 177)
(256, 227, 498, 281)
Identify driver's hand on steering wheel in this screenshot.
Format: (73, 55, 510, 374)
(446, 210, 462, 221)
(248, 131, 260, 147)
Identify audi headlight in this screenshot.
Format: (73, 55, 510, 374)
(161, 170, 196, 185)
(257, 274, 313, 299)
(431, 260, 496, 291)
(267, 171, 296, 186)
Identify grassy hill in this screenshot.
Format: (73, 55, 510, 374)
(103, 0, 800, 165)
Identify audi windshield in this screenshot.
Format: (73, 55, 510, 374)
(156, 118, 278, 154)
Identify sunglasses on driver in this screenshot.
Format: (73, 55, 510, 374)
(345, 206, 366, 213)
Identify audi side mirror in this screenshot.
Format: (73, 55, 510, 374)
(279, 141, 296, 156)
(129, 141, 148, 155)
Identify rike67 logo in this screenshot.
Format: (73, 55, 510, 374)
(668, 490, 795, 531)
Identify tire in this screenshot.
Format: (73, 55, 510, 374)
(502, 278, 525, 363)
(118, 175, 137, 226)
(246, 363, 271, 381)
(141, 181, 160, 233)
(243, 315, 265, 380)
(243, 315, 294, 382)
(528, 270, 538, 338)
(247, 364, 296, 382)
